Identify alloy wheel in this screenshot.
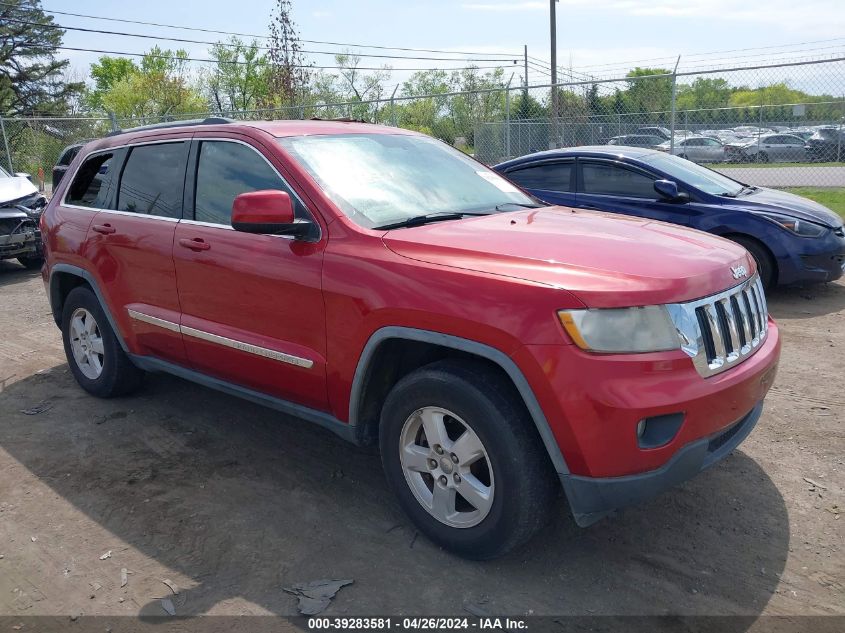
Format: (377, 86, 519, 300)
(69, 308, 105, 380)
(399, 406, 495, 528)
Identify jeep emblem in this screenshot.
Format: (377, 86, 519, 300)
(731, 265, 748, 280)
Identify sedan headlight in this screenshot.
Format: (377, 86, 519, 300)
(558, 306, 680, 353)
(757, 212, 827, 237)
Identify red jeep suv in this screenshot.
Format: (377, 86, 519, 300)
(41, 118, 781, 559)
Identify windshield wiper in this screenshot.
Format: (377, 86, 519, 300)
(738, 185, 759, 196)
(373, 211, 492, 230)
(494, 202, 544, 211)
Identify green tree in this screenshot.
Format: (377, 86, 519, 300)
(100, 47, 206, 120)
(0, 0, 83, 116)
(625, 67, 673, 117)
(88, 56, 138, 111)
(204, 38, 270, 113)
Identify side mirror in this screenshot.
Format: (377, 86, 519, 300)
(231, 190, 314, 238)
(654, 179, 688, 203)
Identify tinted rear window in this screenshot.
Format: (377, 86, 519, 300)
(506, 162, 572, 192)
(117, 143, 186, 218)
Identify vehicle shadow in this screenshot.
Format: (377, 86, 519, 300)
(0, 367, 789, 623)
(767, 279, 845, 319)
(0, 260, 40, 287)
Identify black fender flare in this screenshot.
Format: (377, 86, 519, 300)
(348, 326, 571, 476)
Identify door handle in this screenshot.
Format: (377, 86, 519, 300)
(92, 223, 115, 235)
(178, 238, 211, 251)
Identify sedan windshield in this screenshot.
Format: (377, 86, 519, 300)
(642, 153, 744, 197)
(278, 133, 536, 229)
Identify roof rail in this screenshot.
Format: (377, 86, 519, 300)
(107, 117, 234, 137)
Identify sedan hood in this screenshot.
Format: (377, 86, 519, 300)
(740, 187, 843, 228)
(0, 176, 38, 206)
(383, 207, 754, 308)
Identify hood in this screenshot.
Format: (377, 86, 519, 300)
(383, 207, 754, 308)
(0, 176, 38, 206)
(739, 187, 843, 228)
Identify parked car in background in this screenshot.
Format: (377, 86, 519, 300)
(42, 119, 783, 559)
(0, 164, 47, 268)
(724, 133, 808, 163)
(657, 136, 725, 162)
(636, 126, 672, 140)
(806, 127, 845, 162)
(495, 146, 845, 288)
(607, 134, 665, 148)
(53, 142, 86, 191)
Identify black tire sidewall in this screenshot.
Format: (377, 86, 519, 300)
(380, 363, 552, 559)
(731, 236, 774, 289)
(61, 286, 125, 397)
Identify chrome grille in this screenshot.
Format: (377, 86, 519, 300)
(667, 275, 768, 378)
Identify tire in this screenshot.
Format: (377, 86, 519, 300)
(379, 359, 557, 559)
(729, 235, 776, 290)
(61, 286, 144, 398)
(17, 255, 43, 270)
(757, 151, 769, 163)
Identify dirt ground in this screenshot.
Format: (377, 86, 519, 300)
(0, 260, 842, 621)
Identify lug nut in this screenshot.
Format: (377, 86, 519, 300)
(450, 453, 459, 463)
(428, 459, 437, 469)
(453, 473, 461, 483)
(434, 445, 444, 455)
(438, 475, 447, 486)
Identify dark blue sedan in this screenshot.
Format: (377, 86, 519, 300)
(494, 146, 845, 288)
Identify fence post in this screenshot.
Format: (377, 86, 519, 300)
(838, 94, 843, 162)
(0, 116, 12, 173)
(505, 74, 514, 159)
(669, 56, 680, 154)
(390, 84, 399, 128)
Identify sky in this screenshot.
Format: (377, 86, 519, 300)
(48, 0, 845, 93)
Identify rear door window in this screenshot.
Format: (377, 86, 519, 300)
(506, 162, 573, 192)
(116, 142, 187, 219)
(65, 152, 113, 208)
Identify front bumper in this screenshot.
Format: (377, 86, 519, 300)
(561, 401, 763, 526)
(776, 229, 845, 285)
(0, 230, 40, 259)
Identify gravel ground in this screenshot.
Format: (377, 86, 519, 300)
(0, 261, 842, 621)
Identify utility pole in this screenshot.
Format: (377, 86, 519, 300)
(524, 45, 529, 88)
(549, 0, 559, 148)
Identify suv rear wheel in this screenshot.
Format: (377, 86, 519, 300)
(379, 359, 557, 559)
(61, 286, 144, 397)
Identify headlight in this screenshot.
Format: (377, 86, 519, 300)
(757, 212, 827, 237)
(558, 306, 680, 353)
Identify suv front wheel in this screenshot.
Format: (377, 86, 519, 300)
(61, 286, 144, 397)
(379, 359, 557, 559)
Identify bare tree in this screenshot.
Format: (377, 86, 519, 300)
(267, 0, 310, 105)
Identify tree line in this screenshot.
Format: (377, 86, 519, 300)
(2, 0, 843, 152)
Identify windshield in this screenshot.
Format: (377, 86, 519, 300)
(0, 165, 10, 178)
(278, 133, 536, 229)
(643, 153, 744, 196)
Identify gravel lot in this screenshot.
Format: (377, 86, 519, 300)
(714, 166, 845, 188)
(0, 262, 842, 621)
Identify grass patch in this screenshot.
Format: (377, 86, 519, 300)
(712, 161, 842, 169)
(782, 187, 845, 218)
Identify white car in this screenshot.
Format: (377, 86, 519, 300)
(724, 133, 809, 163)
(0, 166, 47, 268)
(657, 136, 726, 163)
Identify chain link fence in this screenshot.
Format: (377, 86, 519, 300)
(1, 57, 843, 195)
